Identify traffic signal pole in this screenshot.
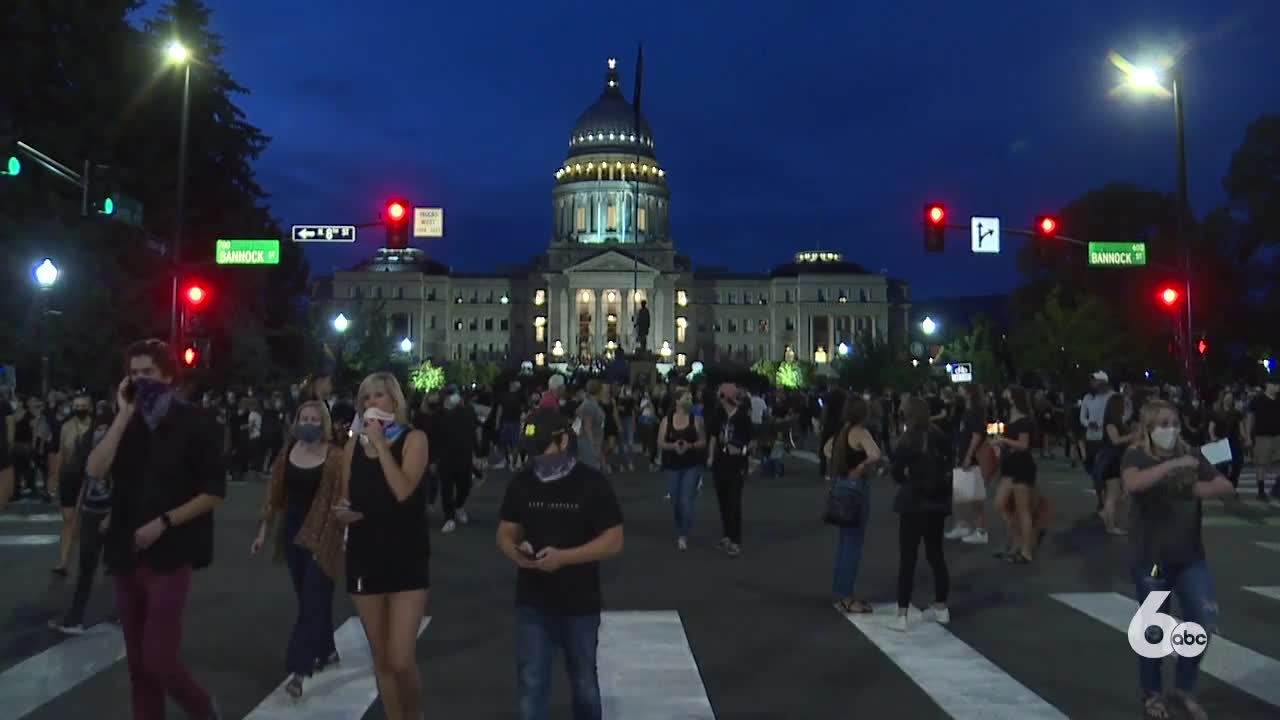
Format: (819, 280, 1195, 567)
(1172, 68, 1194, 390)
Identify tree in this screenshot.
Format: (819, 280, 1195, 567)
(409, 361, 446, 393)
(1223, 115, 1280, 261)
(775, 360, 806, 389)
(1008, 288, 1129, 385)
(445, 360, 478, 388)
(938, 315, 1007, 389)
(341, 301, 394, 384)
(751, 359, 778, 385)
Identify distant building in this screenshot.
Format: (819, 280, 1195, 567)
(317, 58, 910, 368)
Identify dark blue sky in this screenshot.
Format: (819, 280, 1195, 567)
(187, 0, 1278, 298)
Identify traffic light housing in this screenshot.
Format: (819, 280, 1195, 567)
(88, 163, 116, 216)
(182, 283, 210, 335)
(923, 203, 946, 253)
(1035, 215, 1058, 238)
(385, 199, 410, 249)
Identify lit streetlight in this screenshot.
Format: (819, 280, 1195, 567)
(921, 316, 937, 336)
(837, 342, 850, 357)
(332, 313, 350, 333)
(399, 337, 413, 353)
(166, 39, 194, 345)
(166, 41, 190, 64)
(1110, 49, 1194, 386)
(34, 258, 59, 288)
(32, 258, 60, 396)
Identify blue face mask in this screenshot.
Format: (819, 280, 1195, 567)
(132, 377, 170, 412)
(294, 423, 324, 443)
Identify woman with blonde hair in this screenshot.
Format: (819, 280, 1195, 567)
(333, 372, 431, 720)
(250, 400, 345, 699)
(1121, 399, 1233, 720)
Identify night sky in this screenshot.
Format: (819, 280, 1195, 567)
(170, 0, 1279, 298)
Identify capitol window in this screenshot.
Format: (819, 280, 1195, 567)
(575, 207, 587, 232)
(676, 289, 687, 307)
(637, 207, 647, 233)
(534, 289, 546, 306)
(606, 205, 618, 231)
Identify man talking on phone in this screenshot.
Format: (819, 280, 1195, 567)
(87, 339, 226, 720)
(496, 408, 624, 720)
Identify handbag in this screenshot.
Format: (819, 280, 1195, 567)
(952, 467, 985, 504)
(823, 477, 867, 528)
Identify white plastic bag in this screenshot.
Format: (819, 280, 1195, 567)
(952, 467, 985, 504)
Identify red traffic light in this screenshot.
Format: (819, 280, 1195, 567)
(925, 204, 945, 225)
(386, 201, 407, 223)
(1197, 339, 1207, 355)
(1158, 287, 1180, 307)
(182, 345, 198, 367)
(1036, 215, 1058, 236)
(184, 284, 207, 306)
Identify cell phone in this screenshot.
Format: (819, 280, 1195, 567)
(519, 545, 539, 559)
(122, 380, 137, 403)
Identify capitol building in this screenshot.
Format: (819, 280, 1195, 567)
(318, 58, 911, 369)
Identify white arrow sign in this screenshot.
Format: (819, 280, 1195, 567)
(970, 216, 1000, 254)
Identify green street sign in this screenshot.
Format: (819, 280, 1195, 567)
(216, 239, 280, 265)
(1088, 241, 1147, 267)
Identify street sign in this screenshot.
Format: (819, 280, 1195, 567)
(113, 195, 144, 227)
(413, 207, 443, 238)
(291, 225, 356, 243)
(970, 216, 1000, 254)
(1088, 241, 1147, 267)
(950, 362, 973, 383)
(215, 239, 280, 265)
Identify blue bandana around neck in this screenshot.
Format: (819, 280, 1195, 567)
(532, 452, 576, 483)
(141, 390, 174, 430)
(383, 422, 405, 442)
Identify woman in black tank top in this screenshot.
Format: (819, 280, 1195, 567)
(333, 373, 430, 720)
(657, 389, 707, 551)
(825, 396, 882, 614)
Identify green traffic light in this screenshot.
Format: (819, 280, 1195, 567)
(101, 196, 115, 215)
(3, 155, 18, 176)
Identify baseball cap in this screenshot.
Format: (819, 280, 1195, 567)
(547, 374, 565, 391)
(1091, 371, 1110, 383)
(521, 408, 572, 454)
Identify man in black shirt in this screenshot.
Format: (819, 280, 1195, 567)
(0, 416, 12, 511)
(707, 383, 754, 557)
(1247, 379, 1280, 502)
(87, 339, 225, 720)
(497, 408, 624, 720)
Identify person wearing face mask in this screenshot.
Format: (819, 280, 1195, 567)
(87, 339, 227, 720)
(1120, 399, 1234, 720)
(49, 405, 116, 635)
(496, 408, 624, 720)
(333, 372, 430, 720)
(415, 391, 444, 510)
(437, 386, 478, 533)
(50, 392, 95, 576)
(250, 401, 345, 699)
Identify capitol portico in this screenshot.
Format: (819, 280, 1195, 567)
(318, 58, 910, 369)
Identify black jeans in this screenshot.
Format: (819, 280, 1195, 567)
(441, 464, 472, 518)
(65, 509, 108, 626)
(713, 462, 746, 544)
(896, 511, 949, 609)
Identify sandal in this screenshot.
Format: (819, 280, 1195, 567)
(1005, 551, 1032, 565)
(315, 650, 340, 672)
(285, 674, 303, 700)
(1142, 694, 1169, 720)
(1168, 690, 1207, 720)
(834, 598, 873, 614)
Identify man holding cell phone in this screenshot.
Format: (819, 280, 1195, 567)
(87, 339, 226, 720)
(496, 408, 624, 720)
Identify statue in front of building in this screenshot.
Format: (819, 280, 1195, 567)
(635, 299, 651, 353)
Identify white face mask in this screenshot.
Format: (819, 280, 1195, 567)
(1150, 427, 1179, 451)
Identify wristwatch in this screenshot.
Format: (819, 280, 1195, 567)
(160, 513, 173, 530)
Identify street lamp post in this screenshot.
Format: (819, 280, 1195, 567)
(33, 259, 59, 397)
(167, 41, 193, 346)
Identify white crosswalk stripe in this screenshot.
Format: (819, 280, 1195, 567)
(1052, 592, 1280, 709)
(1244, 586, 1280, 602)
(1257, 541, 1280, 553)
(0, 623, 125, 720)
(242, 616, 431, 720)
(599, 611, 716, 719)
(842, 605, 1069, 719)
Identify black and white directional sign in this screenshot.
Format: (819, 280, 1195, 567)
(291, 225, 356, 243)
(950, 362, 974, 383)
(970, 216, 1000, 254)
(413, 207, 444, 238)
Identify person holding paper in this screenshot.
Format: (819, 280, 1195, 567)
(1120, 399, 1233, 720)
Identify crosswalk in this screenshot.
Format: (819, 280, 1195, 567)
(1, 580, 1277, 719)
(0, 511, 60, 546)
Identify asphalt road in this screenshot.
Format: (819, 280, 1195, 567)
(1, 453, 1278, 720)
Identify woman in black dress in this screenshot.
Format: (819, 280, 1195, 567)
(991, 385, 1038, 564)
(334, 372, 430, 720)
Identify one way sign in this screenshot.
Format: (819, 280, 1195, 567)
(291, 225, 356, 243)
(970, 216, 1000, 254)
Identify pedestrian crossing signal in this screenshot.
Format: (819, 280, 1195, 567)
(182, 344, 198, 368)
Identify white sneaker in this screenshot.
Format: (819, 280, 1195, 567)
(442, 520, 457, 534)
(931, 606, 950, 625)
(891, 613, 908, 632)
(961, 529, 989, 545)
(944, 524, 973, 540)
(455, 508, 470, 526)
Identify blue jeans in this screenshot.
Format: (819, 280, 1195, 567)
(832, 483, 870, 598)
(516, 605, 602, 720)
(1132, 559, 1218, 696)
(667, 466, 701, 537)
(282, 508, 336, 676)
(620, 417, 635, 454)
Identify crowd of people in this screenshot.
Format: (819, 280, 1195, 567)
(2, 341, 1278, 720)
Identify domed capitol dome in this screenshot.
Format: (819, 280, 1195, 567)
(552, 57, 670, 247)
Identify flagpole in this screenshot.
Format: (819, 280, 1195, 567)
(631, 44, 643, 353)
